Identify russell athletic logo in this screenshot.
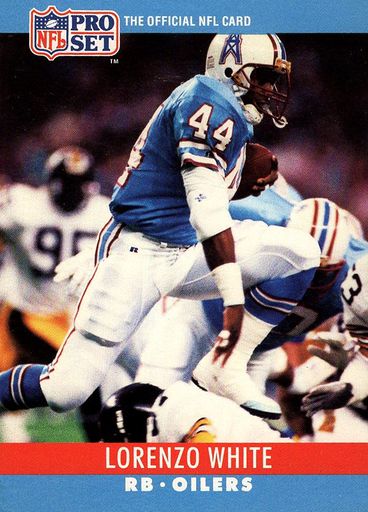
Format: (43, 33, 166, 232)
(29, 5, 120, 60)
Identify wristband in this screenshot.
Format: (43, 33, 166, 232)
(211, 262, 245, 306)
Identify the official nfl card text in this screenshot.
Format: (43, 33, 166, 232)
(121, 15, 251, 28)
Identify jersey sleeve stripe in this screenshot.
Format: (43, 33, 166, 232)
(212, 149, 228, 171)
(224, 145, 246, 188)
(249, 288, 297, 314)
(181, 153, 218, 170)
(178, 140, 211, 151)
(253, 285, 299, 307)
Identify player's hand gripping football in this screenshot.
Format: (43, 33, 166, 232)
(213, 304, 244, 366)
(251, 156, 278, 195)
(232, 144, 279, 200)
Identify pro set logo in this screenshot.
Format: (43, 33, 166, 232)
(29, 5, 120, 60)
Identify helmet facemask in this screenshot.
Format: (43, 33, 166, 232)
(205, 34, 291, 128)
(232, 59, 291, 127)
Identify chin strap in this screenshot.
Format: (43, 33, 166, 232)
(232, 83, 288, 128)
(272, 116, 288, 129)
(263, 106, 288, 129)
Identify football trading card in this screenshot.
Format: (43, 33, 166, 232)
(0, 1, 367, 510)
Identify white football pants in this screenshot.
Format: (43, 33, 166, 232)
(41, 220, 320, 411)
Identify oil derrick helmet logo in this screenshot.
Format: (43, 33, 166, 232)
(29, 5, 120, 60)
(219, 34, 243, 65)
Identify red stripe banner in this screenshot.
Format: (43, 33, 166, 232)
(0, 443, 366, 475)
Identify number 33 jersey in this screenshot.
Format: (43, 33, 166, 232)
(0, 184, 110, 315)
(110, 75, 253, 246)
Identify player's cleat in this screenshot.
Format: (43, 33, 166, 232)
(192, 351, 281, 419)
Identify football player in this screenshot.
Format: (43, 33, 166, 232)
(99, 381, 287, 443)
(137, 198, 368, 415)
(277, 327, 367, 442)
(135, 182, 301, 395)
(256, 329, 368, 442)
(0, 146, 110, 440)
(301, 253, 368, 422)
(0, 34, 320, 420)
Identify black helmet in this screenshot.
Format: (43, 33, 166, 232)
(45, 146, 97, 213)
(99, 383, 163, 442)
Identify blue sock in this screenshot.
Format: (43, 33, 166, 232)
(0, 364, 48, 410)
(244, 268, 316, 325)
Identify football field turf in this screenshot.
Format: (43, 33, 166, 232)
(0, 409, 86, 442)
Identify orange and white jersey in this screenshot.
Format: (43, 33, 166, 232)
(149, 381, 285, 442)
(0, 183, 110, 315)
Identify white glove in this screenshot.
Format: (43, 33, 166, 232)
(54, 247, 94, 298)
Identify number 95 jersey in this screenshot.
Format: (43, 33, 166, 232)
(0, 184, 110, 315)
(110, 75, 253, 246)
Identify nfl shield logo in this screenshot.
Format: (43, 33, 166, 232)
(29, 6, 120, 60)
(30, 6, 69, 60)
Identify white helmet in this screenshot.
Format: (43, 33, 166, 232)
(205, 34, 291, 127)
(287, 198, 351, 265)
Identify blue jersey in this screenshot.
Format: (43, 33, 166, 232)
(229, 185, 296, 225)
(110, 75, 253, 245)
(257, 239, 368, 350)
(203, 193, 368, 351)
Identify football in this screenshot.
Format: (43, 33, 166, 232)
(232, 143, 278, 200)
(46, 19, 58, 28)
